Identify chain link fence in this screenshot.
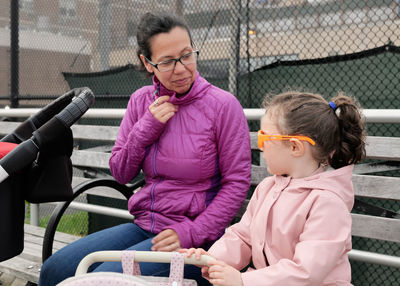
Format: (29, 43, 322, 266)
(0, 1, 399, 284)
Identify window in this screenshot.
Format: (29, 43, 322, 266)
(59, 0, 76, 18)
(368, 7, 391, 23)
(255, 0, 268, 5)
(20, 0, 34, 13)
(320, 12, 341, 27)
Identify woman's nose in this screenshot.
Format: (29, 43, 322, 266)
(173, 60, 186, 73)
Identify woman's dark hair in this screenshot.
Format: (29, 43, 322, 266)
(136, 12, 194, 74)
(262, 91, 366, 169)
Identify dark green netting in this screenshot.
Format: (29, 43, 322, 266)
(63, 44, 400, 115)
(63, 64, 152, 107)
(238, 44, 400, 109)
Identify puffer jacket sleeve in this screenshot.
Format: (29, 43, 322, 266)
(109, 91, 166, 184)
(168, 96, 251, 248)
(240, 193, 352, 286)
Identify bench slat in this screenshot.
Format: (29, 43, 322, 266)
(353, 174, 400, 200)
(353, 161, 400, 174)
(0, 255, 41, 284)
(71, 124, 119, 142)
(351, 214, 400, 243)
(0, 122, 119, 143)
(0, 121, 19, 136)
(252, 167, 400, 201)
(251, 165, 269, 186)
(365, 136, 400, 161)
(24, 224, 80, 245)
(16, 243, 43, 264)
(71, 150, 111, 169)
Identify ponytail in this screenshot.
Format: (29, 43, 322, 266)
(329, 92, 366, 169)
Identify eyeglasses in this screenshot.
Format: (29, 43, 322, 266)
(145, 50, 199, 72)
(257, 130, 316, 150)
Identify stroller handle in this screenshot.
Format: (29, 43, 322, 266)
(30, 89, 76, 129)
(0, 139, 39, 183)
(0, 87, 94, 184)
(75, 251, 215, 276)
(55, 87, 95, 127)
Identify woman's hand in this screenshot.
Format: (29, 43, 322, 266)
(151, 229, 181, 252)
(149, 96, 178, 123)
(206, 260, 243, 286)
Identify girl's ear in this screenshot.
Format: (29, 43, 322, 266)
(289, 138, 305, 157)
(140, 54, 155, 74)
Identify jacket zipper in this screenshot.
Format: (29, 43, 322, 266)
(150, 141, 160, 233)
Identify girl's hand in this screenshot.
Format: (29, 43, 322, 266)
(180, 248, 213, 280)
(149, 96, 178, 123)
(151, 229, 181, 252)
(207, 260, 243, 286)
(180, 247, 210, 260)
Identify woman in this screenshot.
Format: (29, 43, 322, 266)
(39, 12, 251, 286)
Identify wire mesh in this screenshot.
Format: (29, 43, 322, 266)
(1, 1, 399, 284)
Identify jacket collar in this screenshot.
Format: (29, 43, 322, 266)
(152, 72, 209, 106)
(274, 165, 355, 210)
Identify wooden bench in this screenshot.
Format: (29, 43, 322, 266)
(0, 120, 399, 285)
(46, 123, 400, 267)
(0, 224, 80, 285)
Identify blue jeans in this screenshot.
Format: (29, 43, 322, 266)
(38, 223, 209, 286)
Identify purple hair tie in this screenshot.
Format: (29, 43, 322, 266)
(329, 101, 336, 110)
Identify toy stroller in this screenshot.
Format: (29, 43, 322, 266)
(0, 87, 94, 262)
(58, 250, 214, 286)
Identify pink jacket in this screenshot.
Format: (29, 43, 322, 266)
(209, 165, 355, 286)
(109, 73, 251, 248)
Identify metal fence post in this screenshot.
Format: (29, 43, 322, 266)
(10, 0, 19, 108)
(228, 0, 241, 97)
(30, 204, 40, 226)
(98, 0, 111, 71)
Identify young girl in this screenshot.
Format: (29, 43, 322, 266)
(183, 91, 366, 286)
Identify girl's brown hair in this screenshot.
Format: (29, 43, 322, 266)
(262, 91, 366, 169)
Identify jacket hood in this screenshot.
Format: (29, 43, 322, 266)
(152, 72, 210, 106)
(275, 165, 354, 211)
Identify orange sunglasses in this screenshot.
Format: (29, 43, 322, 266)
(257, 130, 316, 150)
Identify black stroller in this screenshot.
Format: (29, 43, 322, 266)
(0, 87, 94, 262)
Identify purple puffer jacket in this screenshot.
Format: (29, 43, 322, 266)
(109, 72, 251, 248)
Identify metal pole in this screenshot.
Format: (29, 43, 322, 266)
(246, 0, 252, 107)
(10, 0, 19, 108)
(228, 0, 241, 97)
(98, 0, 111, 71)
(30, 204, 40, 226)
(175, 0, 184, 16)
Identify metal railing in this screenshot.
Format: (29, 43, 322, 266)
(2, 108, 400, 123)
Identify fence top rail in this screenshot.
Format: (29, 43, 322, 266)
(0, 108, 400, 123)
